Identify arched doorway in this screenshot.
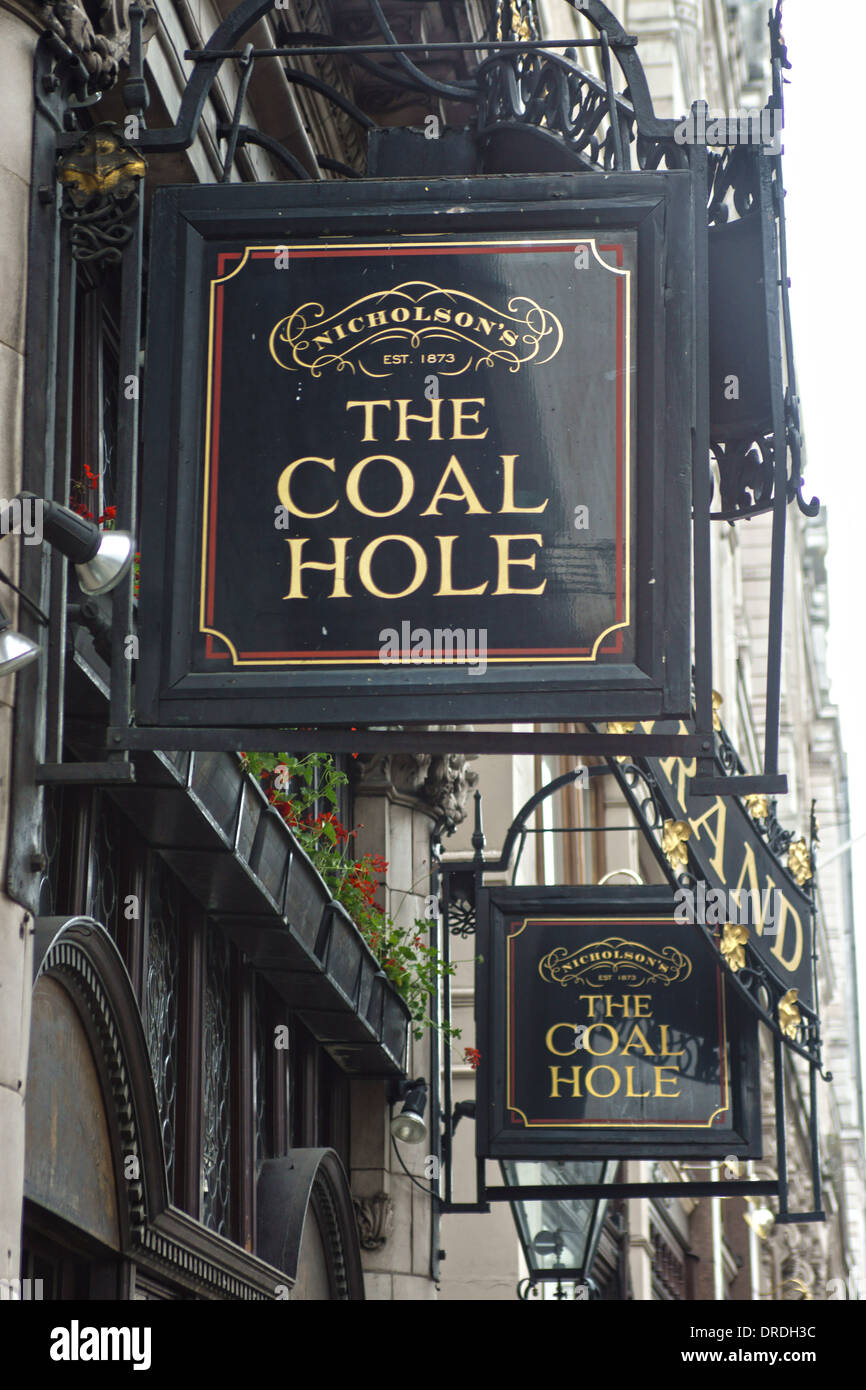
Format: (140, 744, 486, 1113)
(23, 917, 365, 1299)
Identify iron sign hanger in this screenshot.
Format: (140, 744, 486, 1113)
(33, 0, 815, 805)
(432, 772, 825, 1223)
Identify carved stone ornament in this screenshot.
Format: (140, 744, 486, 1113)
(34, 0, 157, 97)
(353, 741, 479, 829)
(353, 1192, 394, 1251)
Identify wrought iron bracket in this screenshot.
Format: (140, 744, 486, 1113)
(56, 122, 146, 264)
(35, 762, 137, 785)
(433, 772, 826, 1223)
(105, 727, 709, 757)
(691, 774, 788, 798)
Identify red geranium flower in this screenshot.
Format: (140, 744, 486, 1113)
(464, 1047, 482, 1070)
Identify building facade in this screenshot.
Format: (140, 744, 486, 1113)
(0, 0, 862, 1303)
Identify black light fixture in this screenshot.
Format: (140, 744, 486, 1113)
(449, 1099, 476, 1135)
(19, 493, 135, 597)
(502, 1159, 618, 1291)
(0, 603, 39, 675)
(390, 1078, 428, 1144)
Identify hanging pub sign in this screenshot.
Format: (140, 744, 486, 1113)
(475, 886, 761, 1160)
(608, 719, 816, 1009)
(137, 174, 693, 729)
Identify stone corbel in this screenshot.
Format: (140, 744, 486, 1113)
(31, 0, 157, 98)
(353, 1191, 394, 1251)
(353, 736, 478, 829)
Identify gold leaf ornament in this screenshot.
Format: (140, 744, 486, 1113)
(510, 0, 531, 39)
(720, 922, 749, 973)
(58, 124, 146, 207)
(712, 689, 723, 732)
(787, 838, 813, 886)
(661, 819, 691, 870)
(744, 793, 769, 821)
(778, 988, 801, 1039)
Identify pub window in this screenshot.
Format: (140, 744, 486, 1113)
(40, 783, 73, 916)
(253, 972, 292, 1177)
(70, 265, 120, 527)
(201, 923, 233, 1237)
(86, 789, 122, 938)
(254, 977, 269, 1179)
(142, 854, 182, 1195)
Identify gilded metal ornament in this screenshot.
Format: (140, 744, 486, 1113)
(787, 838, 813, 886)
(661, 819, 692, 870)
(509, 0, 531, 41)
(712, 689, 723, 732)
(720, 922, 749, 973)
(57, 124, 146, 266)
(778, 988, 802, 1040)
(58, 124, 147, 206)
(744, 792, 769, 821)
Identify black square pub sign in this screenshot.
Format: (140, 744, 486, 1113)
(138, 174, 693, 728)
(476, 886, 761, 1159)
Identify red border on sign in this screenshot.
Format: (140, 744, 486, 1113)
(507, 918, 729, 1129)
(204, 242, 629, 663)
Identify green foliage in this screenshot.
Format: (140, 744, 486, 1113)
(241, 751, 459, 1042)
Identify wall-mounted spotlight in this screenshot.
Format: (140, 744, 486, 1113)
(20, 494, 134, 597)
(0, 603, 39, 675)
(389, 1078, 428, 1144)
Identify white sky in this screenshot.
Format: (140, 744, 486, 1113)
(779, 1, 866, 1102)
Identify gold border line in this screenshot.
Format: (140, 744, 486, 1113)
(212, 247, 252, 284)
(506, 916, 731, 1130)
(200, 237, 633, 666)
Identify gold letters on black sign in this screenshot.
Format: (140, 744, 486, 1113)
(476, 887, 761, 1159)
(138, 177, 693, 728)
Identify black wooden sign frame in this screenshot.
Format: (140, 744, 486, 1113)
(475, 885, 761, 1161)
(137, 172, 693, 730)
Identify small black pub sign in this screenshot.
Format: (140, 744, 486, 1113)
(476, 887, 761, 1159)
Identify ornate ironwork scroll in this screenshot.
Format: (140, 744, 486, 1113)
(57, 123, 146, 265)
